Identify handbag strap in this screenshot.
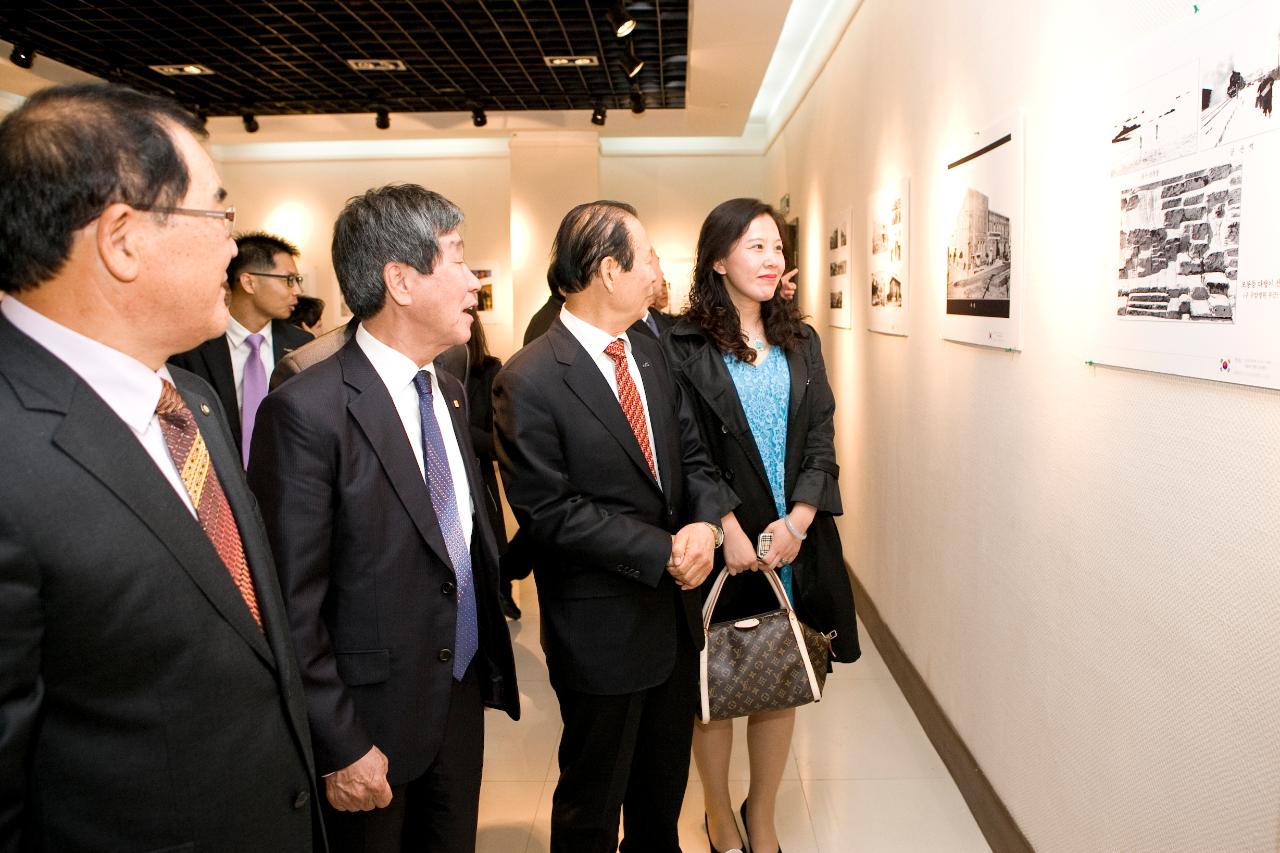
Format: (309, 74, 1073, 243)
(702, 568, 792, 632)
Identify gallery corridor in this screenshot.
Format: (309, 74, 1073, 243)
(476, 577, 991, 852)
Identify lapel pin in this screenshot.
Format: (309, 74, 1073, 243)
(641, 361, 650, 368)
(199, 403, 211, 415)
(452, 399, 460, 408)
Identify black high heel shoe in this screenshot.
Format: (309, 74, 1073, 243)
(740, 800, 783, 853)
(705, 813, 746, 853)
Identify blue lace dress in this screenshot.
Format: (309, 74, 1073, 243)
(723, 345, 793, 600)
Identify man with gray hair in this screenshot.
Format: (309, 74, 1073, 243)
(248, 184, 519, 852)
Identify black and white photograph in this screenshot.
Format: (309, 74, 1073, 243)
(1199, 0, 1280, 148)
(868, 179, 910, 336)
(946, 187, 1011, 316)
(943, 115, 1024, 349)
(1116, 160, 1242, 324)
(1111, 63, 1199, 177)
(827, 207, 852, 328)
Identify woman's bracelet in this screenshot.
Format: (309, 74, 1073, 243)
(783, 514, 807, 541)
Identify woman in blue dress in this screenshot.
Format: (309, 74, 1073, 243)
(664, 198, 860, 853)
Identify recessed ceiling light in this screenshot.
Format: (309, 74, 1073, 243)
(346, 58, 407, 72)
(544, 55, 598, 67)
(150, 63, 214, 76)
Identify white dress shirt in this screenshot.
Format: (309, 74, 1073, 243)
(225, 315, 275, 411)
(355, 324, 473, 544)
(1, 296, 196, 515)
(559, 307, 662, 489)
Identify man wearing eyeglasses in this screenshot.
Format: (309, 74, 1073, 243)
(170, 231, 314, 465)
(0, 83, 317, 851)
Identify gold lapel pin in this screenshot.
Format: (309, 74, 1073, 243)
(452, 399, 460, 408)
(199, 403, 211, 415)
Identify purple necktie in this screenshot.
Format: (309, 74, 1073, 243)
(241, 332, 267, 468)
(412, 370, 479, 679)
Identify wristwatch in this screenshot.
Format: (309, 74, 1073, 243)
(702, 522, 724, 549)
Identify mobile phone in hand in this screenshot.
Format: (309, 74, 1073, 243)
(756, 532, 773, 560)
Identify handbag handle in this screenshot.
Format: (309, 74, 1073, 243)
(702, 568, 792, 632)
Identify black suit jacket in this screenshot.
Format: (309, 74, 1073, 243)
(492, 318, 735, 695)
(0, 314, 319, 852)
(169, 318, 314, 451)
(247, 335, 519, 786)
(663, 320, 860, 663)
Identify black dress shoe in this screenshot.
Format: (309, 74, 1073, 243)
(740, 800, 782, 853)
(705, 814, 746, 853)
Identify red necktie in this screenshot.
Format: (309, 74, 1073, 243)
(156, 380, 263, 629)
(604, 339, 657, 480)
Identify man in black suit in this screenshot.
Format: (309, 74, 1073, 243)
(170, 231, 313, 464)
(0, 83, 318, 851)
(493, 201, 734, 853)
(248, 184, 519, 853)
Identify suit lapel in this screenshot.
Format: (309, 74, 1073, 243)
(271, 319, 305, 362)
(679, 334, 772, 494)
(551, 323, 661, 491)
(198, 337, 239, 438)
(340, 341, 457, 572)
(785, 343, 809, 429)
(49, 377, 275, 666)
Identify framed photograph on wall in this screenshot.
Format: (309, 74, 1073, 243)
(472, 264, 499, 319)
(868, 179, 909, 336)
(1091, 0, 1280, 389)
(943, 114, 1024, 350)
(826, 207, 852, 329)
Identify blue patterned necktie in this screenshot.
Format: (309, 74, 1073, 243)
(412, 370, 478, 680)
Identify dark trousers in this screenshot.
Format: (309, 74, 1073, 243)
(549, 626, 698, 853)
(320, 663, 484, 853)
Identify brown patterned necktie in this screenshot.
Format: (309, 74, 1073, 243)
(604, 339, 657, 480)
(156, 379, 263, 629)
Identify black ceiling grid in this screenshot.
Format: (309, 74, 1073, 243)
(0, 1, 688, 119)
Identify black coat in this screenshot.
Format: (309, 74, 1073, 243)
(663, 319, 860, 663)
(0, 314, 319, 851)
(493, 318, 737, 694)
(466, 354, 508, 552)
(247, 336, 519, 784)
(169, 318, 314, 452)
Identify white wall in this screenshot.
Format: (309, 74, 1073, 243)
(217, 155, 513, 350)
(768, 0, 1280, 849)
(600, 155, 767, 311)
(217, 148, 763, 359)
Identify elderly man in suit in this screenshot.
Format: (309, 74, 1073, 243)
(493, 201, 735, 853)
(248, 184, 519, 853)
(0, 83, 318, 852)
(170, 230, 313, 465)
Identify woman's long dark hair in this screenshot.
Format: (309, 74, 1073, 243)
(465, 306, 491, 366)
(686, 197, 804, 363)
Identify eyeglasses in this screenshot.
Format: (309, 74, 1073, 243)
(251, 271, 305, 288)
(133, 204, 236, 235)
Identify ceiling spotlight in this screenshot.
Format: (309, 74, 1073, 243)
(242, 113, 259, 134)
(471, 107, 487, 127)
(375, 108, 390, 130)
(629, 88, 646, 114)
(606, 3, 636, 38)
(619, 43, 644, 78)
(9, 41, 34, 69)
(591, 104, 607, 126)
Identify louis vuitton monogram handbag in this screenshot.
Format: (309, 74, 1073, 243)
(698, 569, 836, 722)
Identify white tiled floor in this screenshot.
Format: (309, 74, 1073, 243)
(478, 577, 991, 853)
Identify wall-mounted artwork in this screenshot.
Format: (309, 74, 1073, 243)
(826, 207, 852, 329)
(868, 180, 909, 336)
(1092, 0, 1280, 389)
(943, 115, 1024, 350)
